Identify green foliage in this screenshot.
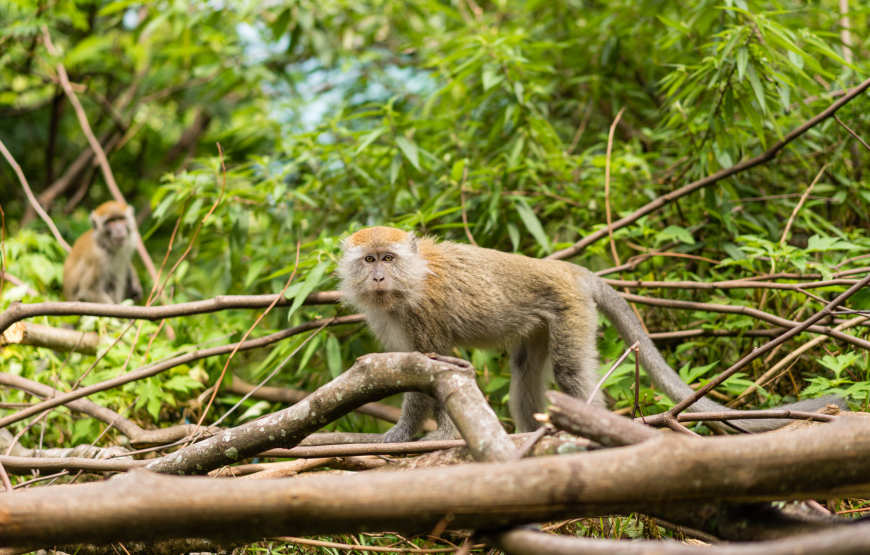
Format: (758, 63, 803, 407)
(1, 0, 869, 517)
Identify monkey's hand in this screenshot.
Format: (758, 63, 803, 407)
(383, 426, 418, 444)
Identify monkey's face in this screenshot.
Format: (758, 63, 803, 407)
(338, 235, 431, 311)
(90, 211, 133, 253)
(346, 248, 401, 304)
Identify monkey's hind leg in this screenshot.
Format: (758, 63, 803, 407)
(509, 328, 550, 432)
(383, 392, 438, 443)
(550, 314, 604, 406)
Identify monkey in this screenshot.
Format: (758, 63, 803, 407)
(63, 201, 143, 305)
(337, 226, 844, 442)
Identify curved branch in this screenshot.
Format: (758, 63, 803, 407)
(144, 352, 516, 475)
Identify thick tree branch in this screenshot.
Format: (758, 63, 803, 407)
(0, 322, 100, 355)
(480, 524, 870, 555)
(144, 352, 516, 475)
(2, 418, 870, 545)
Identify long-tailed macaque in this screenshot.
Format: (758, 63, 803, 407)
(338, 226, 841, 441)
(63, 201, 143, 304)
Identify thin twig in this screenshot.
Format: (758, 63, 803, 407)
(192, 240, 302, 434)
(41, 26, 157, 279)
(547, 75, 870, 260)
(780, 164, 827, 246)
(566, 100, 594, 155)
(0, 461, 12, 493)
(274, 537, 472, 553)
(604, 106, 626, 266)
(667, 272, 870, 418)
(587, 341, 639, 404)
(459, 166, 478, 246)
(0, 138, 70, 251)
(631, 343, 641, 420)
(508, 426, 548, 462)
(834, 115, 870, 153)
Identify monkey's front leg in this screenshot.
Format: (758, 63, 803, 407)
(383, 392, 438, 443)
(126, 265, 143, 303)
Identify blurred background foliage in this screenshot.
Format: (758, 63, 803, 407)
(1, 0, 869, 449)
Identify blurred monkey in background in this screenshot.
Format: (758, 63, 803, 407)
(63, 201, 143, 304)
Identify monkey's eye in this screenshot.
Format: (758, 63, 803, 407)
(382, 254, 394, 262)
(364, 256, 376, 263)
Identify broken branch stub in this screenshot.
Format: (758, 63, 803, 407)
(546, 391, 658, 446)
(145, 352, 515, 475)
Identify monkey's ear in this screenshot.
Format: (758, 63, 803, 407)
(407, 232, 418, 253)
(124, 205, 135, 219)
(89, 212, 102, 230)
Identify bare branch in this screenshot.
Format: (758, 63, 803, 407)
(622, 292, 870, 350)
(480, 524, 870, 555)
(0, 291, 342, 335)
(0, 314, 363, 430)
(144, 352, 516, 475)
(41, 27, 158, 281)
(547, 75, 870, 260)
(3, 418, 870, 545)
(0, 137, 71, 251)
(1, 322, 100, 355)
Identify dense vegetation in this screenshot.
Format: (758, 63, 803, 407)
(1, 0, 869, 547)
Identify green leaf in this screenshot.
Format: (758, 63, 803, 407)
(395, 137, 421, 171)
(97, 0, 139, 16)
(326, 335, 343, 378)
(806, 234, 860, 252)
(355, 128, 387, 155)
(514, 197, 552, 253)
(722, 242, 746, 260)
(450, 159, 466, 182)
(481, 66, 504, 91)
(746, 64, 766, 114)
(736, 47, 748, 81)
(654, 225, 695, 245)
(285, 260, 331, 320)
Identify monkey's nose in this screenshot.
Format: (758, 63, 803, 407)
(373, 276, 385, 282)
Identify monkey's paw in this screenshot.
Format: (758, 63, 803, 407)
(383, 426, 416, 443)
(422, 428, 461, 441)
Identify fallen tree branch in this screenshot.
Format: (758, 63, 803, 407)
(2, 418, 870, 545)
(546, 75, 870, 260)
(225, 375, 433, 431)
(259, 440, 474, 459)
(0, 314, 362, 430)
(480, 523, 870, 555)
(0, 291, 343, 335)
(0, 322, 101, 355)
(144, 352, 516, 475)
(0, 454, 148, 475)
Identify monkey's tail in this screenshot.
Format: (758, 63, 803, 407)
(584, 270, 847, 432)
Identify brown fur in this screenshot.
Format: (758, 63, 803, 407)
(63, 201, 143, 304)
(338, 226, 846, 441)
